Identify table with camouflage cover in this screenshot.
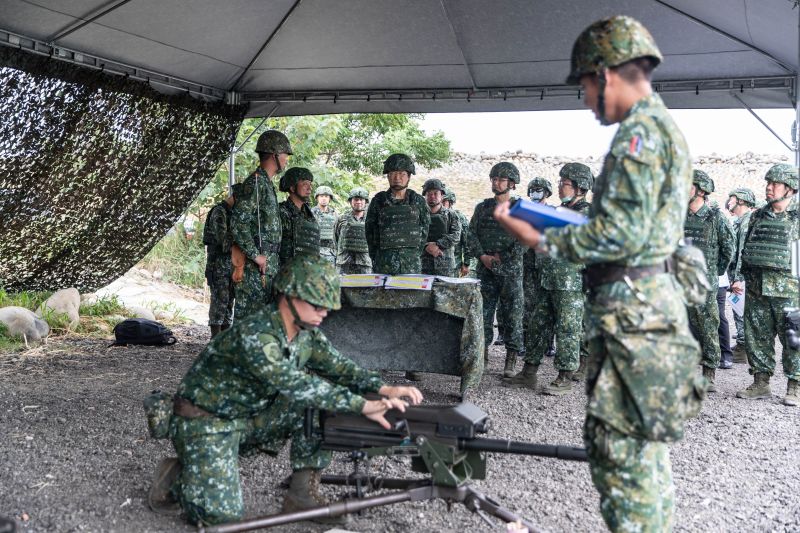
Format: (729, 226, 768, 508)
(319, 279, 484, 394)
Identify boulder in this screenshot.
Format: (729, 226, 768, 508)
(37, 288, 80, 330)
(128, 305, 155, 321)
(0, 306, 50, 342)
(80, 292, 98, 305)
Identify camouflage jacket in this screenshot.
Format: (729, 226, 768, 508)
(728, 210, 752, 283)
(536, 199, 591, 291)
(335, 210, 372, 267)
(203, 200, 232, 258)
(176, 304, 384, 419)
(683, 202, 735, 288)
(467, 197, 525, 275)
(279, 199, 320, 266)
(452, 209, 471, 268)
(230, 167, 282, 275)
(421, 207, 461, 270)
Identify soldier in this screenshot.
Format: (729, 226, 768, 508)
(420, 178, 461, 276)
(443, 188, 474, 277)
(335, 187, 372, 274)
(312, 185, 338, 266)
(736, 164, 799, 406)
(684, 170, 735, 391)
(726, 187, 757, 363)
(467, 162, 525, 377)
(148, 255, 423, 526)
(505, 164, 592, 395)
(230, 130, 290, 319)
(365, 154, 430, 275)
(495, 16, 703, 531)
(278, 167, 320, 266)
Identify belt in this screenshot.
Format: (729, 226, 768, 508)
(584, 259, 674, 289)
(173, 396, 212, 419)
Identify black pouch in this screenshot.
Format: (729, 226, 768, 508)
(111, 318, 177, 347)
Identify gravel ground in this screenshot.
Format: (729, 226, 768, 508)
(1, 323, 799, 533)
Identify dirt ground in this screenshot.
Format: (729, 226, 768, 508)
(1, 324, 799, 533)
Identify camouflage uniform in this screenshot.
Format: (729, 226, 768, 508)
(312, 196, 338, 266)
(522, 178, 553, 346)
(421, 180, 461, 276)
(728, 188, 756, 348)
(547, 16, 704, 532)
(444, 188, 475, 277)
(279, 199, 320, 266)
(203, 199, 234, 329)
(169, 257, 384, 525)
(365, 189, 430, 274)
(335, 209, 372, 274)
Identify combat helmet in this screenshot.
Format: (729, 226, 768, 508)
(489, 162, 520, 184)
(567, 15, 663, 85)
(348, 187, 370, 201)
(274, 255, 341, 311)
(559, 163, 594, 191)
(383, 153, 416, 175)
(422, 178, 447, 194)
(728, 187, 756, 207)
(527, 177, 553, 197)
(255, 129, 293, 155)
(443, 188, 457, 204)
(692, 169, 715, 194)
(315, 185, 334, 198)
(279, 167, 314, 193)
(764, 163, 799, 190)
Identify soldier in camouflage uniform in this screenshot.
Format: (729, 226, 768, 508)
(148, 256, 422, 526)
(495, 17, 704, 531)
(312, 185, 338, 266)
(335, 187, 372, 274)
(467, 162, 525, 377)
(230, 130, 290, 319)
(505, 164, 592, 395)
(420, 179, 461, 276)
(736, 164, 800, 406)
(365, 154, 430, 275)
(443, 188, 474, 277)
(726, 187, 756, 363)
(278, 167, 320, 266)
(683, 170, 735, 391)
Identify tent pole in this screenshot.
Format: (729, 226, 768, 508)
(732, 94, 793, 152)
(228, 149, 235, 194)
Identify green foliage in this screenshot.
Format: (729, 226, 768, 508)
(139, 228, 207, 288)
(39, 307, 72, 335)
(79, 294, 125, 317)
(0, 288, 52, 311)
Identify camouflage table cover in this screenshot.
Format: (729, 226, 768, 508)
(319, 280, 484, 394)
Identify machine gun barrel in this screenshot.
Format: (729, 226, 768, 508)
(461, 438, 588, 462)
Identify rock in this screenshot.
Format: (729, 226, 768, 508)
(153, 310, 172, 321)
(152, 270, 164, 281)
(80, 293, 98, 305)
(127, 306, 155, 320)
(37, 288, 80, 330)
(0, 306, 50, 342)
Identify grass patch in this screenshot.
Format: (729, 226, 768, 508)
(79, 294, 125, 317)
(139, 228, 207, 289)
(0, 288, 52, 310)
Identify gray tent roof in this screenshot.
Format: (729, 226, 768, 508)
(1, 0, 797, 117)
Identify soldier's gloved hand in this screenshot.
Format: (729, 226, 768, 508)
(362, 398, 408, 429)
(379, 385, 423, 405)
(254, 255, 267, 274)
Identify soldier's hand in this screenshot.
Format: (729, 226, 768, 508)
(379, 385, 423, 405)
(731, 281, 744, 295)
(480, 254, 495, 270)
(362, 398, 408, 429)
(255, 255, 267, 274)
(424, 242, 441, 257)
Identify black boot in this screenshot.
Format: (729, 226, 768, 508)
(148, 457, 182, 516)
(282, 469, 348, 525)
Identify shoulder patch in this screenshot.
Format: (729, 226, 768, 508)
(629, 135, 643, 156)
(261, 341, 283, 364)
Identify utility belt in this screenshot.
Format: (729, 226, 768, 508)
(320, 239, 335, 248)
(584, 259, 674, 290)
(173, 396, 212, 419)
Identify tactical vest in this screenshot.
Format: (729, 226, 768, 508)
(317, 211, 336, 242)
(378, 203, 421, 249)
(476, 200, 514, 252)
(427, 211, 449, 242)
(741, 209, 797, 271)
(341, 218, 369, 253)
(683, 207, 720, 275)
(293, 215, 321, 256)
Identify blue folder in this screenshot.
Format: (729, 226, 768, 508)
(508, 199, 588, 231)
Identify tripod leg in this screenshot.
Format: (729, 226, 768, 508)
(460, 486, 543, 533)
(321, 474, 432, 491)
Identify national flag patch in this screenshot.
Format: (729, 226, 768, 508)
(629, 135, 643, 156)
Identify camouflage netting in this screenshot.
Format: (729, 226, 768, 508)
(0, 47, 246, 292)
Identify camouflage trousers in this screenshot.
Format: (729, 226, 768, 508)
(525, 288, 583, 372)
(233, 259, 276, 320)
(372, 248, 421, 275)
(169, 395, 330, 526)
(744, 290, 800, 381)
(733, 311, 745, 345)
(585, 416, 674, 533)
(420, 253, 456, 277)
(337, 262, 372, 275)
(477, 264, 523, 352)
(687, 285, 721, 369)
(319, 245, 337, 266)
(206, 256, 233, 327)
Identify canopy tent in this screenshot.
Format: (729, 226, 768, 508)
(0, 0, 797, 117)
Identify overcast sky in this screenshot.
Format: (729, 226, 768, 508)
(422, 108, 796, 159)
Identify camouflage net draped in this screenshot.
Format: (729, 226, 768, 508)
(0, 48, 246, 292)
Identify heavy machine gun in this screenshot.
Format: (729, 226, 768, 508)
(200, 403, 587, 533)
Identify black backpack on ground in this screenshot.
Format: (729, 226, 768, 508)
(111, 318, 177, 347)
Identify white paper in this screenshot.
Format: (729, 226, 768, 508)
(718, 273, 730, 288)
(340, 274, 386, 288)
(384, 275, 435, 290)
(433, 275, 480, 285)
(727, 288, 745, 317)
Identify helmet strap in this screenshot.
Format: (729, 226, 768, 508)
(286, 297, 316, 331)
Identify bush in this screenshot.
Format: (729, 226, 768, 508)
(79, 294, 125, 316)
(139, 227, 207, 288)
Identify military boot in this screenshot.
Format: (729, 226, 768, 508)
(543, 371, 574, 396)
(572, 356, 587, 382)
(702, 366, 717, 393)
(736, 372, 771, 400)
(783, 379, 799, 407)
(282, 469, 348, 525)
(209, 325, 222, 338)
(503, 362, 539, 389)
(731, 344, 747, 364)
(148, 457, 182, 516)
(503, 350, 518, 378)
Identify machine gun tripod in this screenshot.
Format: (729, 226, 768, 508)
(199, 403, 588, 533)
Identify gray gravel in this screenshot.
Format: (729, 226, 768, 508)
(1, 324, 799, 532)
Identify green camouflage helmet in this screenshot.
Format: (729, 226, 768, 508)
(489, 162, 520, 184)
(315, 185, 334, 198)
(527, 177, 553, 197)
(279, 166, 314, 193)
(274, 255, 341, 310)
(764, 163, 799, 190)
(422, 178, 447, 194)
(443, 187, 457, 204)
(559, 163, 594, 191)
(255, 129, 293, 155)
(383, 153, 416, 175)
(348, 187, 370, 201)
(728, 187, 756, 206)
(692, 169, 715, 194)
(567, 16, 663, 85)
